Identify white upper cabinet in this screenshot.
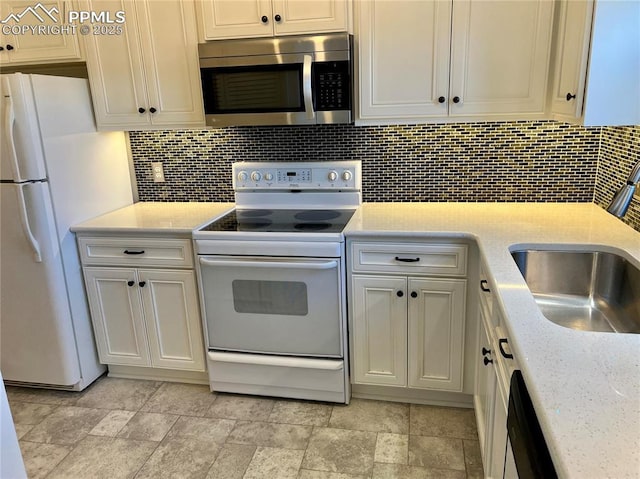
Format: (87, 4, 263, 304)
(551, 0, 640, 126)
(82, 0, 204, 130)
(357, 0, 554, 123)
(0, 0, 82, 65)
(197, 0, 348, 40)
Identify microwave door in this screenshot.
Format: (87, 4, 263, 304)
(200, 53, 316, 127)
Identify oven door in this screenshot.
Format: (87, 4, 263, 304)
(198, 256, 343, 357)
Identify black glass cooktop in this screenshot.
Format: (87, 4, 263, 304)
(200, 209, 356, 233)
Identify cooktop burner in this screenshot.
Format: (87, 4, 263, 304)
(200, 208, 355, 234)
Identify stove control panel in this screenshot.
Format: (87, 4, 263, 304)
(233, 161, 361, 191)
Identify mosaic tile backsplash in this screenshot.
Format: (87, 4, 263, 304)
(129, 120, 639, 232)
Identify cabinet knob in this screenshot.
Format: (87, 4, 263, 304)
(481, 347, 491, 356)
(274, 14, 281, 22)
(127, 280, 135, 287)
(566, 92, 576, 101)
(452, 96, 461, 104)
(410, 291, 418, 298)
(0, 46, 4, 51)
(261, 15, 268, 23)
(138, 107, 146, 114)
(396, 290, 404, 297)
(149, 107, 157, 114)
(139, 281, 146, 288)
(6, 44, 14, 51)
(438, 96, 445, 104)
(483, 356, 494, 366)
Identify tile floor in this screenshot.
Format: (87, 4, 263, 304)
(6, 376, 484, 479)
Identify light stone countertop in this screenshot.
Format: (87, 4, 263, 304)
(344, 202, 640, 479)
(71, 202, 235, 234)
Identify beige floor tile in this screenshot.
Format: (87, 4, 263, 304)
(409, 405, 478, 440)
(14, 423, 35, 439)
(206, 394, 275, 421)
(298, 469, 369, 478)
(372, 463, 466, 479)
(116, 411, 179, 442)
(268, 399, 333, 426)
(227, 420, 312, 449)
(141, 382, 216, 417)
(206, 443, 256, 479)
(46, 435, 156, 479)
(9, 401, 57, 425)
(75, 377, 162, 411)
(21, 406, 108, 446)
(135, 435, 222, 479)
(243, 446, 304, 479)
(169, 416, 236, 443)
(407, 435, 465, 471)
(374, 432, 408, 464)
(89, 410, 136, 437)
(463, 439, 485, 479)
(6, 386, 84, 406)
(19, 441, 72, 479)
(329, 399, 409, 434)
(301, 427, 377, 476)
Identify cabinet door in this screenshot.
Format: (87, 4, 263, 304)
(449, 0, 553, 117)
(197, 0, 273, 40)
(138, 269, 205, 371)
(82, 0, 150, 130)
(550, 0, 593, 119)
(136, 0, 205, 127)
(272, 0, 347, 36)
(357, 0, 451, 119)
(407, 278, 466, 392)
(0, 0, 82, 65)
(352, 275, 407, 386)
(474, 310, 497, 476)
(83, 267, 151, 367)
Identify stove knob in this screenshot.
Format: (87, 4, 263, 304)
(237, 171, 248, 182)
(250, 171, 262, 182)
(342, 171, 352, 181)
(328, 170, 338, 182)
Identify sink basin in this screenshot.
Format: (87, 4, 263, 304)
(511, 249, 640, 333)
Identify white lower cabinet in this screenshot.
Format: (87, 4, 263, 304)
(79, 236, 205, 374)
(350, 241, 468, 394)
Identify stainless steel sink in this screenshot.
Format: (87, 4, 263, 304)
(511, 249, 640, 333)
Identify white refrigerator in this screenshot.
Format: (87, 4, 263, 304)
(0, 73, 133, 390)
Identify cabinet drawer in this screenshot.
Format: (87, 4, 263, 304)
(351, 242, 467, 276)
(78, 237, 193, 268)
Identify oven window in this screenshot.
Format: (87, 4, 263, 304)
(232, 280, 308, 315)
(201, 64, 304, 114)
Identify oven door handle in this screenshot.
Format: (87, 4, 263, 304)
(199, 258, 337, 270)
(303, 54, 315, 120)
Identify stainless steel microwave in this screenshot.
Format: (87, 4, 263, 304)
(198, 33, 352, 127)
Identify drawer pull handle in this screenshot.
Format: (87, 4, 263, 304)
(395, 256, 420, 263)
(480, 279, 491, 292)
(499, 338, 514, 359)
(124, 250, 145, 255)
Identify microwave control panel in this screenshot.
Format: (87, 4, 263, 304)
(314, 61, 351, 111)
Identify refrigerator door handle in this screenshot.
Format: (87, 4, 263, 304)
(14, 184, 42, 262)
(2, 77, 24, 182)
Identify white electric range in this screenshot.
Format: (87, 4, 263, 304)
(193, 161, 361, 403)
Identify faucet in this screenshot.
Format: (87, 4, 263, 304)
(607, 160, 640, 218)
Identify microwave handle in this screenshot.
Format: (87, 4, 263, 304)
(303, 54, 315, 120)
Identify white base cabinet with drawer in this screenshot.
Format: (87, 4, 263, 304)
(349, 240, 468, 397)
(78, 236, 206, 381)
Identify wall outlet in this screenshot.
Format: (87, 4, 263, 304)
(151, 162, 165, 183)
